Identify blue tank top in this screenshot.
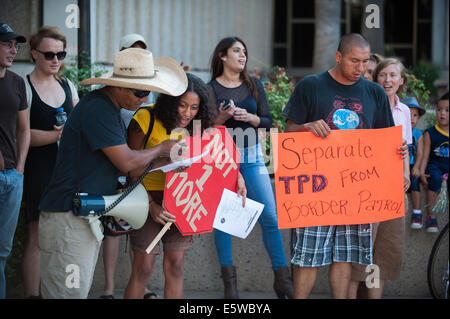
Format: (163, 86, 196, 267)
(427, 125, 449, 167)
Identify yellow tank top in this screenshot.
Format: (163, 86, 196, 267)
(132, 106, 185, 190)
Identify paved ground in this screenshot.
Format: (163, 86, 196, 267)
(89, 289, 430, 299)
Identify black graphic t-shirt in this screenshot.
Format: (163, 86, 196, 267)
(282, 71, 394, 130)
(39, 90, 127, 212)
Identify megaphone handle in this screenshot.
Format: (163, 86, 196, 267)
(145, 222, 173, 254)
(87, 217, 104, 243)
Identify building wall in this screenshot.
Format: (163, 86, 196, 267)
(94, 0, 273, 76)
(42, 0, 79, 57)
(4, 0, 273, 80)
(0, 0, 41, 62)
(432, 0, 449, 79)
(5, 0, 447, 80)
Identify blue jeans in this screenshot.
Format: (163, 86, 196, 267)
(214, 144, 287, 271)
(0, 169, 24, 299)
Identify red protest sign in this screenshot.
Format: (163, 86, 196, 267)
(273, 126, 404, 228)
(163, 126, 240, 235)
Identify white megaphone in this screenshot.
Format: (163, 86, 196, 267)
(102, 183, 149, 229)
(73, 183, 149, 242)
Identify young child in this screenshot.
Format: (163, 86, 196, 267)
(402, 97, 426, 229)
(419, 92, 449, 232)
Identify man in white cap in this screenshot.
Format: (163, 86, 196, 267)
(0, 23, 30, 299)
(38, 48, 188, 299)
(99, 34, 159, 300)
(119, 33, 147, 51)
(118, 33, 155, 128)
(100, 33, 160, 299)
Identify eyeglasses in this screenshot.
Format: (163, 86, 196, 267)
(34, 49, 67, 61)
(130, 89, 150, 98)
(0, 41, 20, 51)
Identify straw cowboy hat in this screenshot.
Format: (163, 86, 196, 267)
(80, 48, 187, 96)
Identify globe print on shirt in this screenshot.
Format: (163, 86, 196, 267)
(326, 96, 364, 130)
(434, 141, 449, 158)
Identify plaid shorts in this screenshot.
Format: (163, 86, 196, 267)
(291, 224, 373, 267)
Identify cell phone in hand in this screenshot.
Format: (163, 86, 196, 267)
(222, 101, 231, 110)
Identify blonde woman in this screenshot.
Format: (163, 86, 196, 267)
(22, 26, 78, 298)
(349, 57, 411, 299)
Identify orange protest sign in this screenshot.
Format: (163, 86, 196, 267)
(273, 126, 404, 228)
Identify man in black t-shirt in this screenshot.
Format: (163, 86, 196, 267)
(0, 23, 29, 299)
(282, 34, 400, 299)
(38, 48, 188, 298)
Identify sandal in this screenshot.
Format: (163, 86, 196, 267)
(99, 294, 114, 299)
(143, 291, 161, 299)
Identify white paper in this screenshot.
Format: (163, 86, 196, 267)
(150, 148, 209, 173)
(213, 188, 264, 239)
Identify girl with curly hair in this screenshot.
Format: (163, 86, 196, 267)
(124, 73, 246, 298)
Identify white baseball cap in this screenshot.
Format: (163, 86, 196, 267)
(119, 33, 148, 51)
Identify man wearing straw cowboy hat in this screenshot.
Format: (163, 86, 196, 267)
(38, 48, 188, 299)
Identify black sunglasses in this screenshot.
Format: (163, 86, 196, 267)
(130, 89, 151, 98)
(35, 49, 67, 61)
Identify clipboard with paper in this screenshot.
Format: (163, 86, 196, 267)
(213, 188, 265, 239)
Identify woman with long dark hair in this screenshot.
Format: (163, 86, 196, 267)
(208, 37, 293, 299)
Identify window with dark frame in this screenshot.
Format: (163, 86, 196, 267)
(272, 0, 433, 75)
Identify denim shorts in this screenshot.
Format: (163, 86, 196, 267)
(291, 224, 373, 267)
(409, 176, 421, 192)
(425, 162, 449, 192)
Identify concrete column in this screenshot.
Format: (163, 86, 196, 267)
(432, 0, 449, 79)
(42, 0, 79, 58)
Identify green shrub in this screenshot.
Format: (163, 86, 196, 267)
(400, 73, 437, 128)
(412, 60, 440, 99)
(254, 66, 295, 170)
(62, 51, 108, 98)
(260, 66, 295, 132)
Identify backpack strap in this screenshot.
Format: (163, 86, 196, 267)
(125, 105, 155, 187)
(141, 106, 155, 149)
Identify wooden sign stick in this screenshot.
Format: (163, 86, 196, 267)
(145, 222, 172, 254)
